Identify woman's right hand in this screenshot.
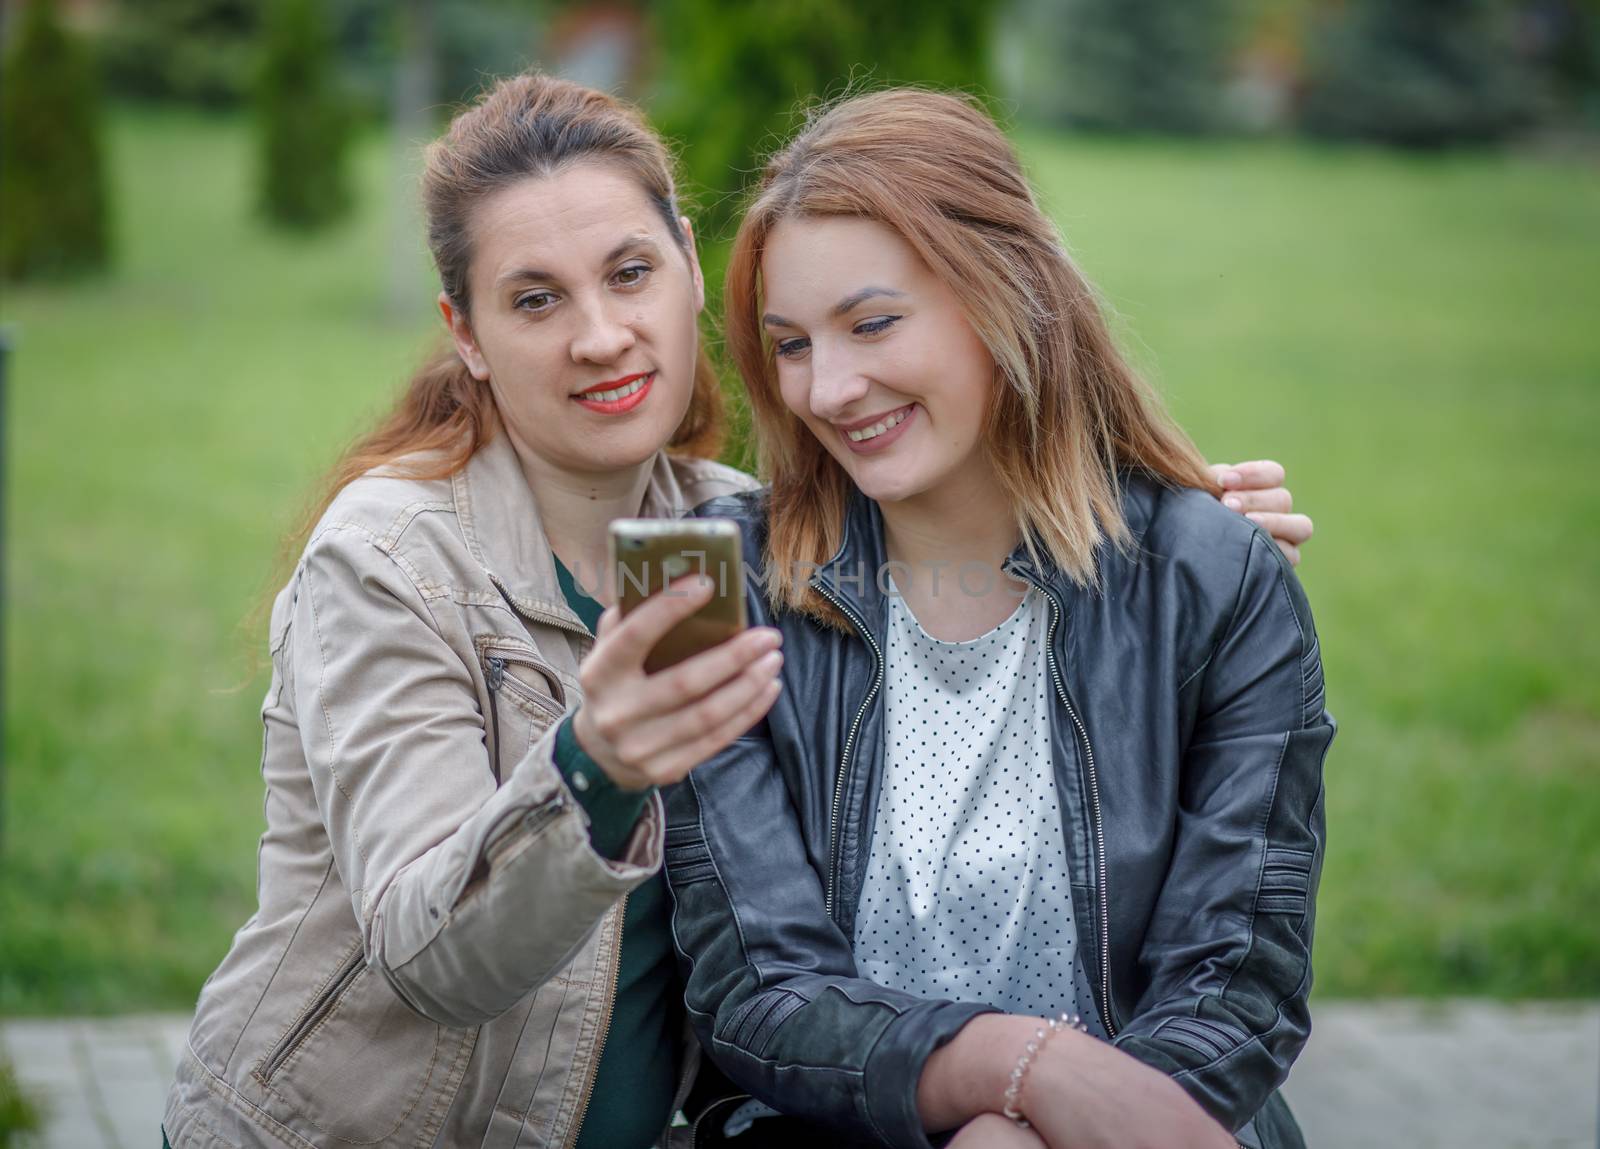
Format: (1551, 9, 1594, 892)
(572, 575, 784, 790)
(1020, 1028, 1235, 1149)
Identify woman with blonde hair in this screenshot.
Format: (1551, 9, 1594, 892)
(667, 89, 1334, 1149)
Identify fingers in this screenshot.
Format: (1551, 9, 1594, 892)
(1275, 540, 1302, 567)
(581, 575, 713, 682)
(948, 1114, 1046, 1149)
(654, 681, 783, 782)
(619, 649, 784, 776)
(1213, 459, 1286, 492)
(1249, 510, 1314, 546)
(629, 626, 783, 716)
(1220, 486, 1292, 514)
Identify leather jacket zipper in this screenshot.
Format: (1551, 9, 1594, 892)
(563, 894, 626, 1149)
(259, 946, 364, 1082)
(1023, 574, 1117, 1040)
(809, 581, 884, 920)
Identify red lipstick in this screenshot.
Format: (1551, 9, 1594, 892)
(573, 372, 653, 415)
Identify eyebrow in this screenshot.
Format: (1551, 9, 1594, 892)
(762, 285, 907, 329)
(495, 233, 664, 289)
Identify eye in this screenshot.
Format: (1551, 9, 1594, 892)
(854, 315, 901, 338)
(613, 262, 652, 287)
(774, 337, 811, 361)
(515, 290, 558, 313)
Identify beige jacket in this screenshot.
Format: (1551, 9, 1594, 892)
(163, 432, 758, 1149)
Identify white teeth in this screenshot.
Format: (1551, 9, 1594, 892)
(583, 375, 648, 403)
(846, 407, 909, 442)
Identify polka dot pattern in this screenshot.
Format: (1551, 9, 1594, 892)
(852, 587, 1088, 1020)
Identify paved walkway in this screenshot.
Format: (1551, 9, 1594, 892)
(3, 1002, 1597, 1148)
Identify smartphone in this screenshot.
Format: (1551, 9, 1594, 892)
(608, 518, 747, 673)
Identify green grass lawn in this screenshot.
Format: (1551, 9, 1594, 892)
(2, 110, 1597, 1013)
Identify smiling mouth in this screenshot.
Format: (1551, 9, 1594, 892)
(843, 406, 913, 442)
(575, 373, 651, 403)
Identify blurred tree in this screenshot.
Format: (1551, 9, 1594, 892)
(0, 0, 112, 280)
(1301, 0, 1535, 145)
(258, 0, 354, 228)
(101, 0, 260, 107)
(1011, 0, 1238, 133)
(647, 0, 999, 239)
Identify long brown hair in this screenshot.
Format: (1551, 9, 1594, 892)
(724, 89, 1216, 622)
(286, 73, 724, 559)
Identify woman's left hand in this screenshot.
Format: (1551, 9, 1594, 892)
(947, 1114, 1048, 1149)
(1211, 459, 1315, 566)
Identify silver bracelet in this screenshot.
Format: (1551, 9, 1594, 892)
(1002, 1012, 1088, 1128)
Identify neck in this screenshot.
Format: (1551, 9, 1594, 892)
(878, 460, 1022, 609)
(506, 431, 654, 606)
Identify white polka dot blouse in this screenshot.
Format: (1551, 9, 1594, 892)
(853, 585, 1094, 1023)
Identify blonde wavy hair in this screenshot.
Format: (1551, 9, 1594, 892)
(724, 88, 1217, 623)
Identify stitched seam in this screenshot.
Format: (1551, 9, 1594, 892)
(379, 499, 453, 552)
(224, 858, 337, 1073)
(1166, 958, 1312, 1087)
(1177, 652, 1213, 694)
(688, 774, 762, 986)
(413, 1028, 475, 1149)
(1179, 524, 1257, 694)
(302, 555, 372, 876)
(261, 973, 445, 1145)
(182, 1043, 321, 1149)
(1220, 731, 1290, 1003)
(1269, 544, 1311, 730)
(253, 940, 365, 1085)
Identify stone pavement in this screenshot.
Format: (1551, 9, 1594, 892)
(2, 1002, 1597, 1148)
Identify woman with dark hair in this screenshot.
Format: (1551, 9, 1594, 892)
(161, 73, 785, 1149)
(668, 89, 1334, 1149)
(163, 72, 1311, 1148)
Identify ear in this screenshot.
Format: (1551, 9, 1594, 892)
(680, 215, 706, 314)
(438, 291, 491, 381)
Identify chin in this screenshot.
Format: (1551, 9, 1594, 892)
(844, 465, 933, 506)
(586, 416, 684, 470)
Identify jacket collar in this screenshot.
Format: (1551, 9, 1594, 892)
(811, 482, 1138, 627)
(452, 430, 695, 629)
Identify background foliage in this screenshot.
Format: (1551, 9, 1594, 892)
(0, 0, 111, 279)
(257, 0, 352, 228)
(0, 0, 1597, 1013)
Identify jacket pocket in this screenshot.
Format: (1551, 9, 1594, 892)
(255, 943, 468, 1144)
(256, 945, 364, 1085)
(478, 636, 567, 784)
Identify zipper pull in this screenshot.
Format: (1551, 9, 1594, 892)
(486, 656, 505, 692)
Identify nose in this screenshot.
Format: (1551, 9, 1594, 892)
(569, 295, 636, 365)
(807, 344, 870, 422)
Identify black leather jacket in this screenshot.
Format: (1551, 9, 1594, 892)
(666, 475, 1335, 1149)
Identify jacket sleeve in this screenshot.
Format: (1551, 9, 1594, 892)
(1110, 529, 1335, 1131)
(666, 724, 994, 1149)
(286, 525, 659, 1028)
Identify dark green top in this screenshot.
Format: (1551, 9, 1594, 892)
(551, 556, 682, 1149)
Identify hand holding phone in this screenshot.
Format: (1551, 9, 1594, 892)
(609, 519, 746, 672)
(569, 520, 781, 791)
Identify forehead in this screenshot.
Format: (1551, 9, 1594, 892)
(468, 163, 669, 279)
(761, 216, 925, 312)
